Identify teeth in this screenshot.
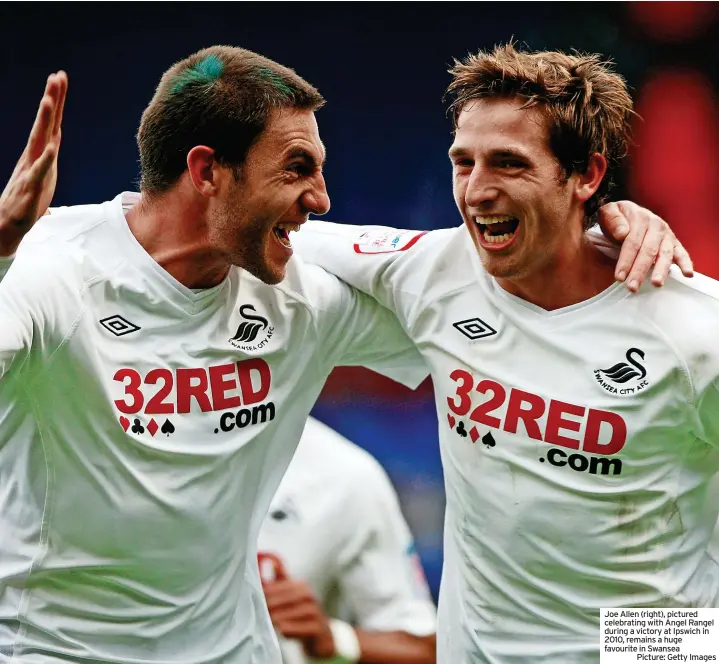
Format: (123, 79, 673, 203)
(475, 215, 515, 225)
(277, 223, 301, 232)
(483, 231, 513, 243)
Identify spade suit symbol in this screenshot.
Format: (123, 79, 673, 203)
(482, 432, 496, 448)
(161, 419, 175, 436)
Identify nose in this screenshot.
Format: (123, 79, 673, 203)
(464, 164, 500, 210)
(302, 172, 331, 216)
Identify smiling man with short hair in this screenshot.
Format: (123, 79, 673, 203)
(295, 44, 719, 662)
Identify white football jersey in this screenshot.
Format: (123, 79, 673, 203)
(0, 195, 428, 664)
(294, 220, 719, 664)
(257, 416, 436, 663)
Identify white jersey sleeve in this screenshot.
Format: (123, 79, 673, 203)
(335, 457, 436, 635)
(294, 222, 619, 331)
(298, 259, 429, 389)
(0, 247, 81, 380)
(293, 221, 433, 330)
(0, 256, 31, 378)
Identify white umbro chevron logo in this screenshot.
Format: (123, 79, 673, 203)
(99, 315, 141, 337)
(453, 317, 497, 341)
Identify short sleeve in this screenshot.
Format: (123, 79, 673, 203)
(310, 267, 428, 389)
(0, 256, 36, 378)
(0, 247, 83, 381)
(294, 221, 428, 329)
(335, 460, 436, 635)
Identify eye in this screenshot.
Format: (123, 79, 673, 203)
(497, 159, 526, 169)
(452, 158, 473, 169)
(286, 163, 307, 176)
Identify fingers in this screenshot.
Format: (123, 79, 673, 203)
(51, 71, 68, 138)
(263, 579, 314, 611)
(622, 214, 665, 291)
(257, 551, 288, 582)
(25, 72, 66, 165)
(614, 222, 649, 287)
(597, 201, 630, 241)
(274, 618, 321, 640)
(650, 235, 676, 286)
(611, 202, 650, 282)
(271, 602, 319, 626)
(26, 142, 58, 187)
(672, 241, 694, 278)
(26, 94, 55, 164)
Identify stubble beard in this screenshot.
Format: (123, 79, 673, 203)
(217, 199, 284, 285)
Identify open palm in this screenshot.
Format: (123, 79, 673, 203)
(0, 71, 67, 256)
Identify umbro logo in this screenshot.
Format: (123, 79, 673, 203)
(99, 315, 141, 337)
(453, 317, 497, 341)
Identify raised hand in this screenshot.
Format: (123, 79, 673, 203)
(0, 71, 68, 256)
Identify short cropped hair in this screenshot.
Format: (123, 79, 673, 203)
(446, 43, 634, 227)
(137, 45, 325, 196)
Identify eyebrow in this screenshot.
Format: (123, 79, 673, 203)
(448, 146, 469, 161)
(286, 146, 327, 170)
(491, 149, 531, 161)
(448, 146, 531, 161)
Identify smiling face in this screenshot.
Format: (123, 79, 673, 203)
(450, 97, 589, 282)
(210, 107, 330, 284)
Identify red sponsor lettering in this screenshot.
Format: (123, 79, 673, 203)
(177, 368, 212, 414)
(470, 379, 505, 428)
(503, 389, 544, 440)
(113, 359, 272, 415)
(114, 368, 143, 414)
(446, 370, 627, 455)
(209, 363, 242, 411)
(583, 409, 627, 455)
(544, 400, 585, 450)
(145, 368, 174, 414)
(447, 369, 473, 416)
(237, 359, 271, 405)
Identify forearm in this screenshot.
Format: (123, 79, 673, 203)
(355, 629, 435, 664)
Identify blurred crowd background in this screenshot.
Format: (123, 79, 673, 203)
(1, 1, 717, 600)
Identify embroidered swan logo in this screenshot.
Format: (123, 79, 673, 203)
(598, 348, 647, 384)
(230, 305, 269, 344)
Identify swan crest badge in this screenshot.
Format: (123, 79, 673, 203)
(594, 348, 649, 396)
(229, 305, 275, 352)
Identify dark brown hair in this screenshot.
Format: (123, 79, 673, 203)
(137, 45, 325, 196)
(446, 43, 634, 228)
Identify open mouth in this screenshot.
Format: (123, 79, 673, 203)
(474, 215, 520, 244)
(272, 222, 301, 249)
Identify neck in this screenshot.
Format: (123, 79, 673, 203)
(495, 235, 618, 311)
(126, 189, 231, 289)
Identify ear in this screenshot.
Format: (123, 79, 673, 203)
(186, 145, 220, 197)
(574, 153, 607, 204)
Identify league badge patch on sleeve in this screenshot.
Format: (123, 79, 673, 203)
(353, 229, 426, 254)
